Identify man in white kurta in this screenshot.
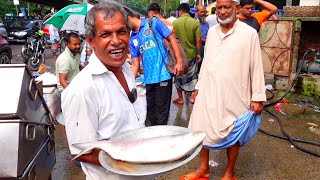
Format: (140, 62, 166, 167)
(183, 0, 266, 179)
(189, 20, 266, 146)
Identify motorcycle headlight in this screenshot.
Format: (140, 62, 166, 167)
(15, 31, 27, 36)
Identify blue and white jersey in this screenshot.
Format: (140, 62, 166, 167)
(130, 17, 172, 84)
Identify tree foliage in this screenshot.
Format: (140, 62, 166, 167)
(116, 0, 181, 17)
(0, 0, 50, 16)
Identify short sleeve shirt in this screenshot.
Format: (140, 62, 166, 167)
(48, 24, 60, 42)
(251, 10, 269, 25)
(61, 52, 147, 179)
(173, 14, 202, 60)
(130, 17, 172, 84)
(239, 16, 260, 32)
(200, 22, 209, 40)
(55, 47, 80, 91)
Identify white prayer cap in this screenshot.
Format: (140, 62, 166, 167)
(217, 0, 240, 4)
(233, 0, 240, 4)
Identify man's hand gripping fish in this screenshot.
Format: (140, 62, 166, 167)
(72, 131, 206, 163)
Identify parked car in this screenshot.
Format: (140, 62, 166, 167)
(7, 19, 42, 42)
(0, 17, 7, 30)
(0, 16, 23, 30)
(0, 27, 12, 64)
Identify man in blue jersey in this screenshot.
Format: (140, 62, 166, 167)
(124, 7, 184, 126)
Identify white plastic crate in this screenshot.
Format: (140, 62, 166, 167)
(300, 0, 320, 6)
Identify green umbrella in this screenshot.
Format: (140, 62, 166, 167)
(44, 3, 93, 33)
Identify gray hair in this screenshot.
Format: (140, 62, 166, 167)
(85, 2, 130, 39)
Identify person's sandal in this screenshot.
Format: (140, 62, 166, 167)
(179, 172, 209, 180)
(221, 177, 237, 180)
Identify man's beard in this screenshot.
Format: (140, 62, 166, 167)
(217, 9, 236, 25)
(71, 48, 81, 54)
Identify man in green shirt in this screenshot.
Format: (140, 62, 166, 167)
(52, 32, 82, 120)
(56, 32, 82, 92)
(173, 3, 202, 104)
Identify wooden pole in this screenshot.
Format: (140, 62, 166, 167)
(164, 0, 167, 16)
(16, 5, 18, 16)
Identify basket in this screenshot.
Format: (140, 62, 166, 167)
(283, 6, 320, 17)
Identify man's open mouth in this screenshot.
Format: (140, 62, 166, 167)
(109, 49, 124, 55)
(109, 48, 125, 59)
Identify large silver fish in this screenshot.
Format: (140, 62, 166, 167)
(72, 131, 206, 163)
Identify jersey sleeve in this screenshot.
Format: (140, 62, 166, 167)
(153, 17, 172, 39)
(129, 34, 140, 59)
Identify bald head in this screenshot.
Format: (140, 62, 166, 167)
(196, 5, 207, 17)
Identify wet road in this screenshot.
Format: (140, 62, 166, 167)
(10, 44, 320, 180)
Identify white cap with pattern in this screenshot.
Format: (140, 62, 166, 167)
(233, 0, 240, 4)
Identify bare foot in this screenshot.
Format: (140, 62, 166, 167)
(172, 98, 183, 105)
(190, 91, 197, 104)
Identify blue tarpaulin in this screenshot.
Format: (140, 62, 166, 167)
(205, 111, 261, 150)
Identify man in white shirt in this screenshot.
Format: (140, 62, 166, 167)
(48, 24, 60, 58)
(167, 11, 177, 24)
(61, 2, 149, 179)
(205, 7, 218, 28)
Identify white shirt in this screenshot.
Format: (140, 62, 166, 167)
(48, 24, 60, 42)
(62, 52, 149, 180)
(167, 16, 177, 24)
(80, 41, 92, 65)
(206, 14, 218, 28)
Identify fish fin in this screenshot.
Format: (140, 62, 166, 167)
(72, 146, 95, 161)
(72, 142, 95, 150)
(71, 142, 97, 161)
(71, 141, 110, 161)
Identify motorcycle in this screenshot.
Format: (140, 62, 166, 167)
(21, 31, 46, 71)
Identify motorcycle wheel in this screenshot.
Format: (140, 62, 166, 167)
(21, 44, 30, 63)
(0, 52, 11, 64)
(28, 55, 45, 71)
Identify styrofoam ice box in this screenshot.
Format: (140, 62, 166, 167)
(300, 0, 320, 6)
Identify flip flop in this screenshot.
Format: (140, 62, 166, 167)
(179, 172, 209, 180)
(221, 177, 237, 180)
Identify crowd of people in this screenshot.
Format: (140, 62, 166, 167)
(52, 0, 278, 179)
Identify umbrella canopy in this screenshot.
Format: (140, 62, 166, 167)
(44, 3, 93, 33)
(206, 2, 216, 15)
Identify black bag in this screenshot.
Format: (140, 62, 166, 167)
(148, 17, 189, 75)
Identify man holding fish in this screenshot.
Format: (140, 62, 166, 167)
(61, 2, 149, 179)
(182, 0, 266, 179)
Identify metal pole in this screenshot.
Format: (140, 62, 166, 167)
(16, 5, 18, 16)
